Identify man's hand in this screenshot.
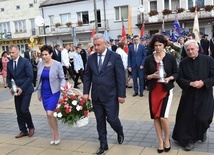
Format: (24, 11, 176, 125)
(128, 67, 132, 72)
(190, 80, 204, 89)
(140, 66, 144, 69)
(118, 97, 125, 104)
(82, 94, 89, 100)
(16, 88, 23, 96)
(76, 70, 79, 73)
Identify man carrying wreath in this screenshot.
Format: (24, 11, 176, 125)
(83, 33, 126, 155)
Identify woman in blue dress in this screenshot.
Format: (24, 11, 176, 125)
(36, 45, 66, 145)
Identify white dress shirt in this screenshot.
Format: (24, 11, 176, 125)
(73, 52, 84, 71)
(116, 47, 128, 69)
(61, 48, 70, 66)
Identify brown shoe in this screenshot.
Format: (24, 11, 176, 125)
(28, 128, 35, 137)
(15, 132, 28, 138)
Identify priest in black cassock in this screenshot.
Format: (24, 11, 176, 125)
(172, 40, 214, 151)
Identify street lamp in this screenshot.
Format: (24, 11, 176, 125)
(71, 23, 77, 46)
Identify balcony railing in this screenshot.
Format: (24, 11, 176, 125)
(37, 20, 109, 36)
(143, 10, 214, 23)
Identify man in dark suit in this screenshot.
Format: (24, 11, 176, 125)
(83, 33, 126, 155)
(109, 39, 118, 52)
(77, 43, 87, 68)
(52, 44, 61, 62)
(128, 35, 147, 97)
(7, 45, 35, 138)
(24, 44, 33, 61)
(181, 33, 203, 59)
(200, 34, 209, 55)
(210, 36, 214, 58)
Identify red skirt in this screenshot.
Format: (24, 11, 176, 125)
(150, 82, 167, 118)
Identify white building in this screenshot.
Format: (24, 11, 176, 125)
(141, 0, 214, 37)
(0, 0, 46, 53)
(38, 0, 144, 47)
(0, 0, 213, 53)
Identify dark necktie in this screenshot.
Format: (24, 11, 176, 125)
(98, 54, 103, 72)
(14, 61, 17, 73)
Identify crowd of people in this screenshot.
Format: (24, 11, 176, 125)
(0, 31, 214, 154)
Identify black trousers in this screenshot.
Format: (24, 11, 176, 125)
(74, 69, 84, 87)
(14, 94, 34, 133)
(93, 99, 123, 147)
(63, 66, 75, 81)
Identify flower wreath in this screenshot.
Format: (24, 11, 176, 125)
(53, 83, 93, 127)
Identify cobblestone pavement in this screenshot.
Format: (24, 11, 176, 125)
(0, 80, 213, 155)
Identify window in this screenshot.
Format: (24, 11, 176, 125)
(114, 5, 128, 21)
(49, 15, 54, 26)
(0, 22, 11, 34)
(16, 5, 20, 9)
(77, 11, 89, 24)
(14, 20, 26, 33)
(30, 19, 35, 35)
(196, 0, 204, 8)
(60, 13, 71, 25)
(171, 0, 179, 11)
(188, 0, 204, 8)
(165, 0, 169, 9)
(29, 3, 33, 8)
(1, 8, 4, 12)
(150, 1, 157, 11)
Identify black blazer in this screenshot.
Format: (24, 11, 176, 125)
(83, 49, 126, 101)
(210, 38, 214, 58)
(24, 50, 32, 61)
(52, 49, 61, 62)
(144, 53, 178, 91)
(7, 56, 34, 94)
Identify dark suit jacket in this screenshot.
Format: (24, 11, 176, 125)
(200, 39, 210, 55)
(128, 44, 147, 68)
(7, 56, 34, 95)
(111, 45, 118, 52)
(52, 49, 61, 62)
(210, 38, 214, 58)
(24, 50, 32, 61)
(83, 49, 126, 102)
(80, 49, 87, 67)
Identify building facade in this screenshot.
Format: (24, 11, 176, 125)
(0, 0, 46, 54)
(38, 0, 143, 47)
(140, 0, 214, 37)
(0, 0, 213, 53)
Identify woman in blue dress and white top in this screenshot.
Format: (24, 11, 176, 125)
(35, 45, 66, 145)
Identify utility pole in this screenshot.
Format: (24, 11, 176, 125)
(103, 0, 107, 28)
(93, 0, 98, 33)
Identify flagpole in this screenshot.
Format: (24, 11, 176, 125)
(162, 16, 165, 33)
(93, 0, 98, 33)
(103, 0, 107, 28)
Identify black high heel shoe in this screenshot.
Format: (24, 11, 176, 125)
(157, 148, 164, 153)
(164, 139, 171, 152)
(157, 142, 164, 153)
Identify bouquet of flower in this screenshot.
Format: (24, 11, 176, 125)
(165, 46, 181, 59)
(53, 83, 93, 127)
